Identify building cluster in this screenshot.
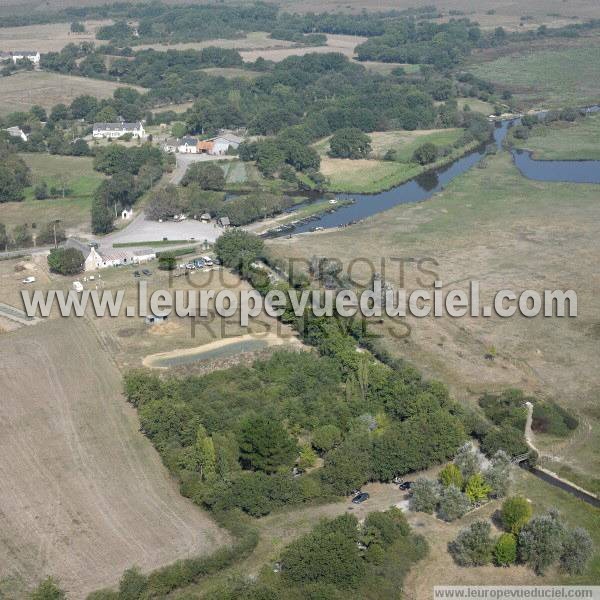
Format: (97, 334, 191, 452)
(92, 121, 146, 139)
(163, 132, 243, 155)
(0, 50, 40, 65)
(66, 239, 156, 272)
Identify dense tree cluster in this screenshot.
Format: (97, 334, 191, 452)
(0, 142, 31, 203)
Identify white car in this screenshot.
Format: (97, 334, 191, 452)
(22, 276, 36, 284)
(72, 281, 84, 292)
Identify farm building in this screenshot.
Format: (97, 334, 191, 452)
(3, 126, 28, 141)
(178, 136, 199, 153)
(0, 50, 40, 65)
(65, 239, 156, 271)
(218, 216, 231, 227)
(92, 121, 146, 139)
(208, 133, 243, 155)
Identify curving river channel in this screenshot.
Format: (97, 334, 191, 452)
(269, 108, 600, 237)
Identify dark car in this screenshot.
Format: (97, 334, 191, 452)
(142, 269, 152, 276)
(352, 492, 370, 504)
(133, 271, 141, 277)
(399, 481, 412, 491)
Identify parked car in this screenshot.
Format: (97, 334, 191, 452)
(352, 492, 370, 504)
(399, 481, 412, 491)
(142, 269, 152, 276)
(72, 281, 83, 292)
(133, 271, 141, 277)
(21, 276, 36, 284)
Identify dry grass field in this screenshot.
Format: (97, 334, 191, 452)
(0, 71, 144, 116)
(240, 33, 366, 62)
(0, 317, 229, 598)
(269, 152, 600, 494)
(0, 20, 110, 52)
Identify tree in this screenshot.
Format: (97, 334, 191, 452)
(412, 142, 438, 165)
(171, 122, 187, 138)
(449, 521, 494, 566)
(519, 511, 565, 574)
(484, 450, 511, 498)
(328, 127, 371, 159)
(560, 527, 593, 575)
(437, 484, 470, 522)
(196, 426, 217, 481)
(494, 533, 517, 566)
(181, 162, 225, 190)
(454, 442, 480, 481)
(0, 164, 27, 202)
(12, 223, 32, 248)
(30, 577, 66, 600)
(465, 473, 492, 504)
(47, 247, 84, 275)
(501, 496, 532, 534)
(238, 415, 297, 473)
(214, 229, 264, 273)
(35, 182, 49, 200)
(0, 222, 8, 251)
(91, 194, 114, 234)
(70, 21, 86, 33)
(145, 185, 183, 221)
(409, 478, 440, 514)
(157, 251, 177, 271)
(281, 515, 364, 588)
(311, 424, 342, 453)
(37, 221, 66, 246)
(298, 444, 317, 470)
(439, 463, 463, 489)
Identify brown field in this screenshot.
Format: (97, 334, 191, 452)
(240, 33, 366, 62)
(0, 316, 229, 598)
(0, 20, 110, 52)
(0, 71, 145, 116)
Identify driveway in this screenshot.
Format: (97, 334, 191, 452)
(99, 213, 224, 249)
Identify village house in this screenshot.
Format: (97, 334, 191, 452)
(178, 136, 198, 153)
(0, 50, 40, 65)
(92, 121, 146, 139)
(162, 138, 178, 153)
(3, 126, 28, 142)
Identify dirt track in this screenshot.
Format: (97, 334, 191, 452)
(0, 318, 228, 598)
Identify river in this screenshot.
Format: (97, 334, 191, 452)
(268, 108, 600, 237)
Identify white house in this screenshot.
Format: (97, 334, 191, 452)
(92, 121, 146, 139)
(0, 50, 40, 65)
(178, 136, 198, 153)
(4, 126, 28, 142)
(209, 133, 243, 155)
(121, 207, 133, 220)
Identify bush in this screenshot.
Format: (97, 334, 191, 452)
(158, 251, 177, 271)
(518, 511, 565, 575)
(494, 533, 517, 566)
(181, 162, 225, 190)
(453, 443, 480, 480)
(464, 473, 492, 503)
(560, 527, 593, 575)
(483, 450, 511, 498)
(34, 182, 49, 200)
(312, 424, 342, 453)
(501, 496, 532, 534)
(409, 478, 440, 514)
(449, 521, 494, 566)
(47, 247, 84, 275)
(532, 402, 578, 436)
(30, 577, 66, 600)
(437, 484, 470, 522)
(412, 142, 438, 165)
(439, 463, 463, 489)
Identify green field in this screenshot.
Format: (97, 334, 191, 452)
(512, 113, 600, 160)
(469, 45, 600, 108)
(0, 154, 104, 233)
(316, 128, 476, 193)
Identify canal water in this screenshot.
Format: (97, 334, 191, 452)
(271, 110, 600, 236)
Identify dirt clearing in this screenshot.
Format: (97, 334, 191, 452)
(0, 318, 228, 598)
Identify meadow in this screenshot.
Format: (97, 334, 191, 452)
(512, 113, 600, 160)
(0, 154, 104, 234)
(314, 128, 475, 193)
(469, 44, 600, 109)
